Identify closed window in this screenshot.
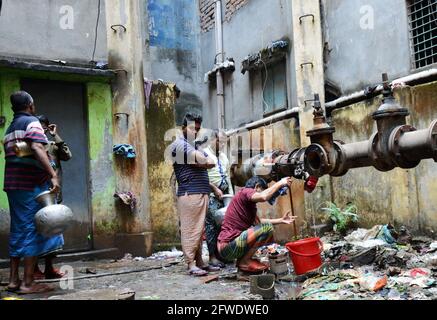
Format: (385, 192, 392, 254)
(408, 0, 437, 69)
(261, 60, 288, 115)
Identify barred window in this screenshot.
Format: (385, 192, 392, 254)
(408, 0, 437, 69)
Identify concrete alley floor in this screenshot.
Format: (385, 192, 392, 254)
(1, 229, 437, 301)
(0, 255, 291, 300)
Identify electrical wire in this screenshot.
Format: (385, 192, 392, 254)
(260, 59, 273, 118)
(91, 0, 101, 63)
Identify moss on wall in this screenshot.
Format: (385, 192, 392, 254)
(86, 82, 117, 246)
(0, 74, 20, 212)
(146, 83, 179, 244)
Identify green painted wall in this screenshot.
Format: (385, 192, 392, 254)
(86, 82, 117, 248)
(0, 74, 21, 255)
(0, 74, 20, 210)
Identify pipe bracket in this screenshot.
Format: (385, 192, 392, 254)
(300, 62, 314, 69)
(299, 14, 315, 24)
(111, 24, 127, 32)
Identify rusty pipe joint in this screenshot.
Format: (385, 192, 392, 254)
(390, 120, 437, 167)
(303, 94, 338, 177)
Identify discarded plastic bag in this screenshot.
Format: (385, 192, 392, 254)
(359, 275, 387, 292)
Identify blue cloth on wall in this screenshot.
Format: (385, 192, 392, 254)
(113, 144, 136, 159)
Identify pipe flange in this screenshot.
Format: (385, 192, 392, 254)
(304, 143, 329, 177)
(389, 125, 420, 169)
(429, 119, 437, 162)
(369, 132, 395, 172)
(330, 140, 349, 177)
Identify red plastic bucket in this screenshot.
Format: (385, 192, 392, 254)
(286, 238, 323, 275)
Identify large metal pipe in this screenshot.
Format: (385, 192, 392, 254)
(226, 108, 300, 136)
(215, 0, 225, 129)
(325, 68, 437, 111)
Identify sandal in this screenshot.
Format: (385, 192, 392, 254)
(33, 270, 45, 280)
(200, 265, 221, 272)
(238, 260, 269, 273)
(17, 283, 55, 295)
(45, 269, 65, 280)
(188, 267, 208, 277)
(209, 261, 226, 269)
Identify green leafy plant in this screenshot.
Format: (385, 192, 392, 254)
(322, 202, 359, 234)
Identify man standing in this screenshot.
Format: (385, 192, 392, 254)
(32, 115, 72, 280)
(170, 113, 215, 277)
(203, 129, 233, 268)
(37, 115, 72, 204)
(3, 91, 61, 294)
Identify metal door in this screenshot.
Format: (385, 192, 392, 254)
(21, 79, 92, 252)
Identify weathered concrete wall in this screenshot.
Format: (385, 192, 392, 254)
(145, 82, 180, 249)
(199, 0, 297, 130)
(145, 0, 204, 125)
(331, 81, 437, 235)
(106, 0, 153, 257)
(321, 0, 412, 95)
(0, 0, 107, 63)
(87, 82, 117, 249)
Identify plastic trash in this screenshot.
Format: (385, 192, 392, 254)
(359, 275, 388, 292)
(387, 289, 401, 300)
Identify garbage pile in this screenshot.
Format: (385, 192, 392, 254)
(146, 248, 184, 261)
(295, 225, 437, 300)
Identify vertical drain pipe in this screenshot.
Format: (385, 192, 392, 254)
(215, 0, 225, 129)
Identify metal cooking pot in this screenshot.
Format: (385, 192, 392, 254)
(213, 195, 234, 226)
(222, 194, 234, 207)
(14, 141, 33, 157)
(34, 191, 74, 237)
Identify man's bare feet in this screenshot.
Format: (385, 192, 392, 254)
(18, 283, 55, 295)
(7, 280, 21, 292)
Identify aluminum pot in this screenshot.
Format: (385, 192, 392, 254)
(34, 191, 74, 237)
(14, 141, 33, 157)
(213, 195, 234, 225)
(222, 194, 234, 207)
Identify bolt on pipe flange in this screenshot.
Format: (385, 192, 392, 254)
(369, 132, 396, 172)
(330, 141, 349, 177)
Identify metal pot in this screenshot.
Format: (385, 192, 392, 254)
(213, 195, 234, 225)
(14, 141, 33, 157)
(222, 194, 234, 207)
(34, 191, 73, 237)
(214, 207, 227, 226)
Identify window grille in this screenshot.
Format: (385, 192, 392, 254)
(408, 0, 437, 68)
